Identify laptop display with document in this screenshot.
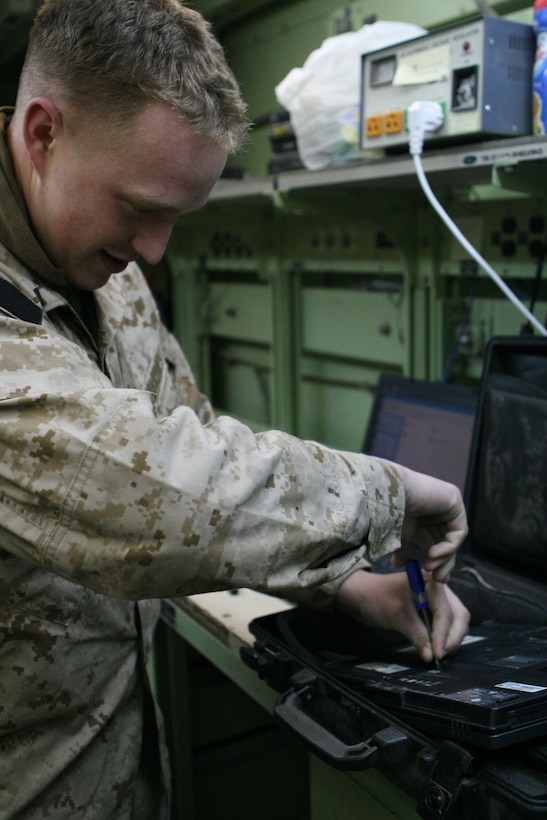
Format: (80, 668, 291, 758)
(361, 373, 477, 494)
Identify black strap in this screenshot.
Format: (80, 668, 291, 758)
(0, 278, 43, 325)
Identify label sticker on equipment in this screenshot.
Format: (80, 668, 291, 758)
(356, 662, 409, 674)
(496, 681, 547, 694)
(441, 688, 518, 704)
(460, 634, 487, 645)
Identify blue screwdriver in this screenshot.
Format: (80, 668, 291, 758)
(405, 559, 440, 669)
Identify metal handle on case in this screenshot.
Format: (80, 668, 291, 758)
(274, 688, 379, 771)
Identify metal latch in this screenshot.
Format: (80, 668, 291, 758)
(417, 740, 481, 820)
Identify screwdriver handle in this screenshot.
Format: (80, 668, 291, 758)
(405, 558, 428, 609)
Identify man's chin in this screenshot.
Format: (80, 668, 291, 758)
(65, 253, 130, 291)
(65, 267, 112, 292)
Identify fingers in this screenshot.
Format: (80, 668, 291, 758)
(427, 580, 470, 659)
(335, 569, 470, 666)
(391, 539, 458, 582)
(422, 520, 467, 581)
(402, 578, 470, 663)
(423, 551, 456, 583)
(391, 463, 468, 583)
(405, 618, 436, 664)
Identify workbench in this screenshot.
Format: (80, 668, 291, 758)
(155, 590, 421, 819)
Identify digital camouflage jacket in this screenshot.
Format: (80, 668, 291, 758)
(0, 110, 404, 817)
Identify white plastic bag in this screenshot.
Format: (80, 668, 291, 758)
(275, 21, 425, 171)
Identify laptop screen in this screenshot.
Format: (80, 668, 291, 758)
(465, 337, 547, 578)
(362, 375, 477, 494)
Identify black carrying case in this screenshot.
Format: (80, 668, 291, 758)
(242, 336, 547, 819)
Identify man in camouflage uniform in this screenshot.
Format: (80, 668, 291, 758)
(0, 0, 470, 816)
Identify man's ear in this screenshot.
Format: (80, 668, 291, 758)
(22, 97, 63, 176)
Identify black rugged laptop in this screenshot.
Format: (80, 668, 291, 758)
(248, 340, 547, 750)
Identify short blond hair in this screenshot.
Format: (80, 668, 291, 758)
(18, 0, 249, 152)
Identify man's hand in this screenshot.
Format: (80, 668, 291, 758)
(336, 568, 470, 663)
(390, 463, 468, 582)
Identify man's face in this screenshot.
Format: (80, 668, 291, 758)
(28, 100, 227, 291)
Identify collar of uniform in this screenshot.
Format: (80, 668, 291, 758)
(0, 108, 68, 290)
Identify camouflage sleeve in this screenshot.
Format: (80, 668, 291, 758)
(0, 325, 404, 609)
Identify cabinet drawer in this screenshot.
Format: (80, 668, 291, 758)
(209, 283, 272, 343)
(302, 288, 404, 365)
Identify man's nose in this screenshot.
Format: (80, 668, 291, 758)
(131, 221, 174, 265)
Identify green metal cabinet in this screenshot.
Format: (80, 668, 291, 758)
(167, 173, 547, 450)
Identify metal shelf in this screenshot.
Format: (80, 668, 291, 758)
(211, 135, 547, 201)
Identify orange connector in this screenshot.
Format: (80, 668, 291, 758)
(365, 114, 383, 138)
(384, 109, 404, 135)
